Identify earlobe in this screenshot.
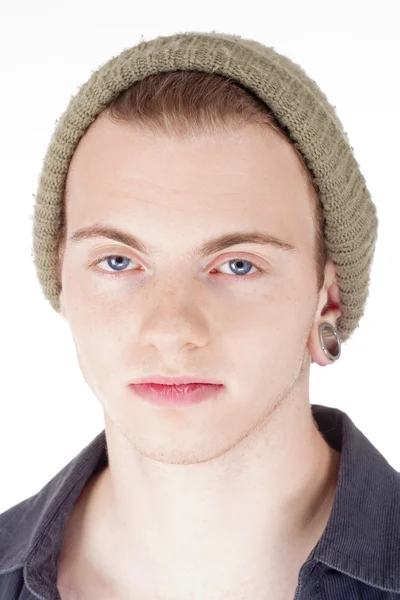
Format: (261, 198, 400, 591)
(309, 321, 342, 366)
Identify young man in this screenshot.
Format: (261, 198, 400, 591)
(1, 31, 398, 600)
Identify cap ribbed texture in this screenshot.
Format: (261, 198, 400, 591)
(32, 30, 379, 344)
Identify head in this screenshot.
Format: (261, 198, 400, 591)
(57, 71, 342, 463)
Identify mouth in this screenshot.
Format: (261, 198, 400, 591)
(129, 382, 224, 407)
(131, 375, 222, 386)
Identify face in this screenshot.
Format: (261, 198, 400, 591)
(59, 115, 330, 464)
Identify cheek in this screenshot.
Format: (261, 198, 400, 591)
(62, 287, 125, 374)
(68, 311, 129, 403)
(224, 295, 310, 377)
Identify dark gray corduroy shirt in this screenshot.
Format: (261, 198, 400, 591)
(1, 403, 400, 600)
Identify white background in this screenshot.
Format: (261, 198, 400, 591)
(0, 0, 399, 513)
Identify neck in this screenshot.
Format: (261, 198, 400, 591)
(59, 394, 341, 598)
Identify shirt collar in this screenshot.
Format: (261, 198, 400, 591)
(1, 404, 400, 594)
(309, 404, 400, 592)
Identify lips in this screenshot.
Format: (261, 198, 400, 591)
(138, 382, 209, 393)
(132, 375, 221, 385)
(129, 382, 224, 406)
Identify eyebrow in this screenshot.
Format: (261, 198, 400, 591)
(69, 223, 298, 258)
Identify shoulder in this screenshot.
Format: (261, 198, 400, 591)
(0, 492, 42, 599)
(0, 490, 44, 572)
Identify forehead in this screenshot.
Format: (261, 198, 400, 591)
(65, 116, 315, 252)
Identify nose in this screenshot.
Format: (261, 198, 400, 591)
(138, 288, 209, 352)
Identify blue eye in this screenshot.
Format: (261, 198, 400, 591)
(217, 259, 258, 276)
(97, 255, 134, 272)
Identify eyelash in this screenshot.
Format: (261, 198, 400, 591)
(91, 254, 268, 279)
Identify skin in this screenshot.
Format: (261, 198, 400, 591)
(57, 114, 342, 600)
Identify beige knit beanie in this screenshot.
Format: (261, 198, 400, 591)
(31, 30, 378, 345)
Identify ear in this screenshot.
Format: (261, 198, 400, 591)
(309, 263, 343, 366)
